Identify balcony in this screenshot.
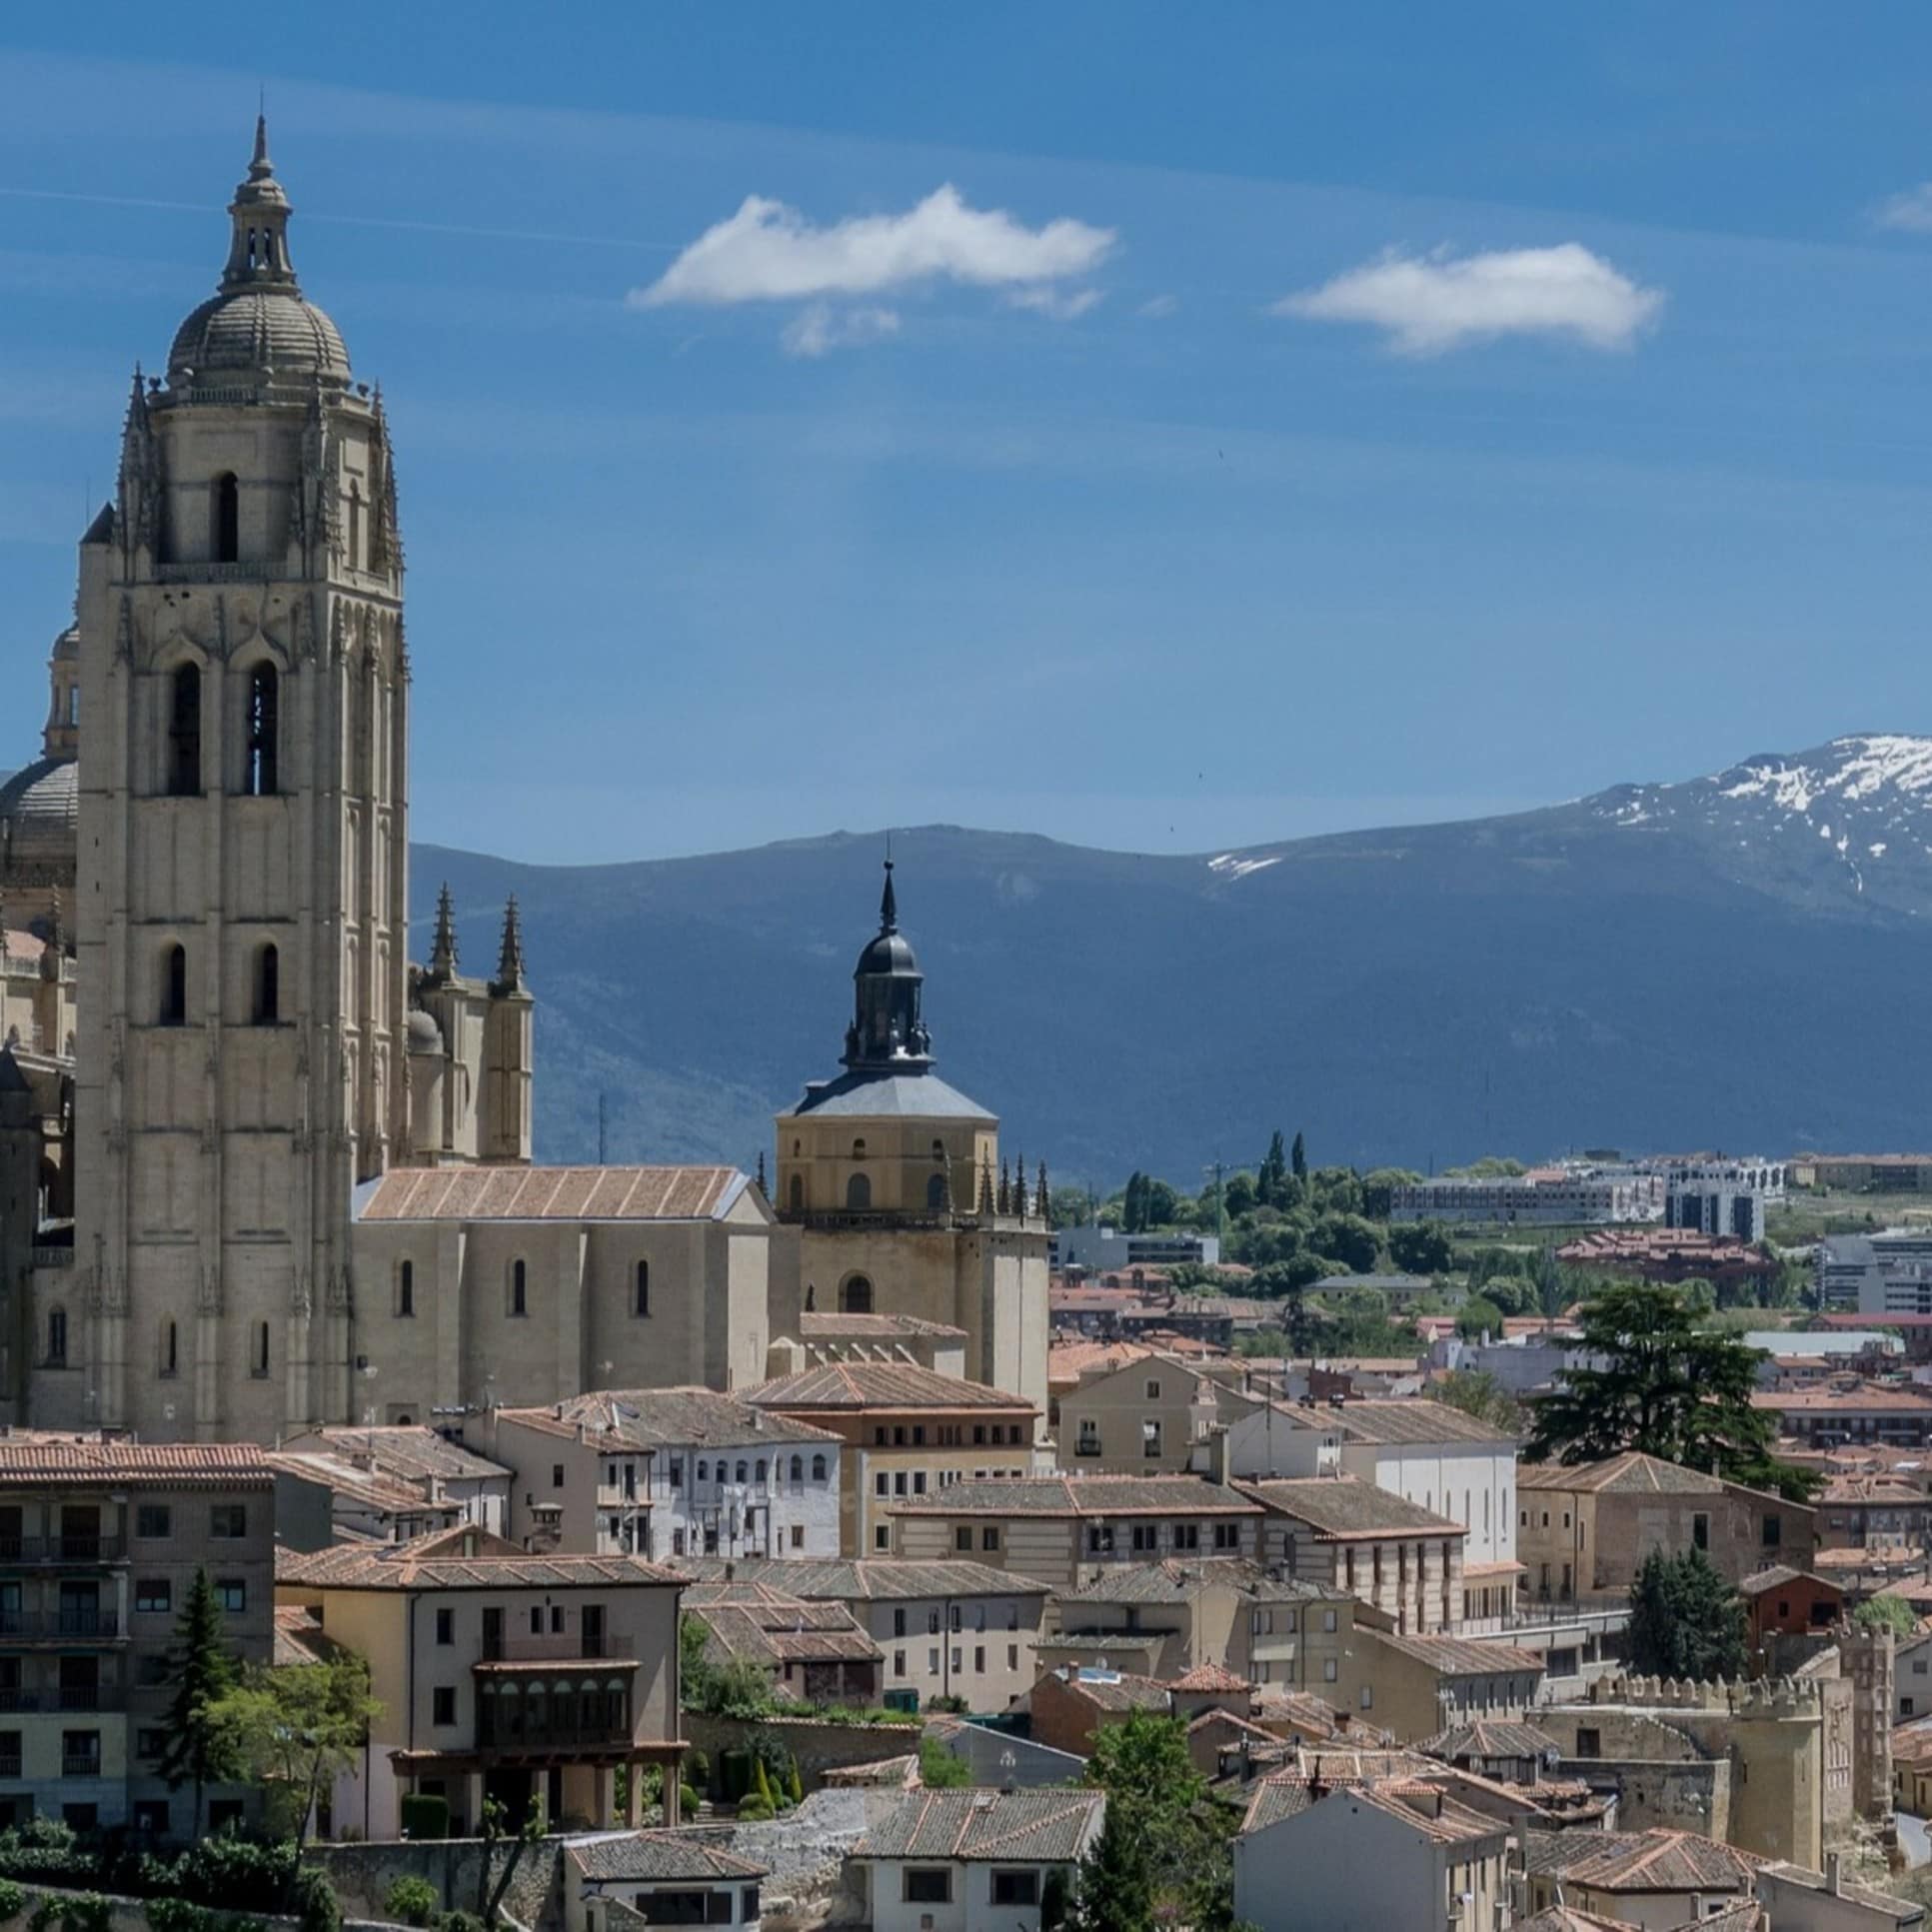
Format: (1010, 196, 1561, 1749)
(60, 1753, 101, 1779)
(0, 1686, 127, 1713)
(0, 1537, 125, 1567)
(0, 1612, 120, 1642)
(478, 1633, 624, 1664)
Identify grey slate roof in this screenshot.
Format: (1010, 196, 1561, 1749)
(854, 1788, 1103, 1863)
(1328, 1399, 1515, 1447)
(1421, 1720, 1561, 1763)
(1239, 1475, 1466, 1538)
(285, 1424, 509, 1483)
(785, 1069, 994, 1121)
(1371, 1630, 1544, 1677)
(891, 1475, 1261, 1518)
(1059, 1557, 1329, 1605)
(678, 1556, 1049, 1600)
(498, 1386, 842, 1449)
(751, 1362, 1036, 1413)
(572, 1831, 768, 1882)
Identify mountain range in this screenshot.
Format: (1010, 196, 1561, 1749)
(412, 734, 1932, 1184)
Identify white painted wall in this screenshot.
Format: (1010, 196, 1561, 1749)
(1340, 1441, 1516, 1569)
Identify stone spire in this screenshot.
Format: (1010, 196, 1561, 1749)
(222, 115, 299, 293)
(491, 896, 527, 995)
(429, 883, 458, 979)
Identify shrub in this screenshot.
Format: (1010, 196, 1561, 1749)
(290, 1864, 340, 1932)
(399, 1793, 450, 1842)
(0, 1881, 24, 1925)
(734, 1797, 774, 1823)
(147, 1902, 271, 1932)
(785, 1760, 803, 1806)
(678, 1786, 700, 1820)
(385, 1877, 439, 1928)
(683, 1748, 710, 1794)
(751, 1758, 773, 1808)
(29, 1896, 111, 1932)
(435, 1913, 485, 1932)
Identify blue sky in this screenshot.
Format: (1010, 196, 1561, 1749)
(3, 6, 1932, 862)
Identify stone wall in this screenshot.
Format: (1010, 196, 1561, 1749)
(0, 1885, 398, 1932)
(1557, 1755, 1732, 1841)
(305, 1836, 564, 1932)
(683, 1712, 924, 1792)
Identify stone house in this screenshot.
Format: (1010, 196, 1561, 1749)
(1519, 1827, 1761, 1930)
(481, 1387, 843, 1562)
(1738, 1565, 1844, 1652)
(280, 1423, 512, 1536)
(274, 1522, 687, 1840)
(570, 1833, 768, 1932)
(1237, 1475, 1467, 1636)
(1056, 1350, 1219, 1473)
(1232, 1775, 1513, 1932)
(848, 1785, 1103, 1932)
(889, 1475, 1263, 1598)
(1027, 1664, 1172, 1758)
(1516, 1451, 1816, 1607)
(1333, 1627, 1544, 1742)
(682, 1580, 882, 1708)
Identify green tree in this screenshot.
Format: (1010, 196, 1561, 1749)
(1436, 1369, 1526, 1434)
(1387, 1221, 1454, 1274)
(917, 1735, 971, 1787)
(155, 1567, 244, 1838)
(1455, 1295, 1507, 1340)
(1258, 1132, 1289, 1209)
(474, 1795, 547, 1927)
(1852, 1594, 1920, 1637)
(1222, 1171, 1257, 1218)
(207, 1652, 381, 1868)
(1361, 1167, 1422, 1220)
(1627, 1548, 1748, 1679)
(1142, 1177, 1179, 1227)
(1311, 1211, 1380, 1273)
(1290, 1131, 1306, 1181)
(1122, 1171, 1147, 1232)
(1523, 1280, 1817, 1501)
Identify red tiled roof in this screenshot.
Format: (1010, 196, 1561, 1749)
(1168, 1661, 1250, 1693)
(0, 1440, 270, 1488)
(359, 1165, 746, 1222)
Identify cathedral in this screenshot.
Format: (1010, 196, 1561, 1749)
(0, 127, 1047, 1443)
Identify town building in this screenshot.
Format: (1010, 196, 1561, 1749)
(271, 1447, 469, 1547)
(682, 1555, 1048, 1714)
(1390, 1167, 1663, 1226)
(1050, 1224, 1220, 1271)
(1027, 1664, 1174, 1757)
(1817, 1230, 1932, 1315)
(1233, 1774, 1514, 1932)
(1664, 1156, 1782, 1243)
(1815, 1473, 1932, 1550)
(1519, 1828, 1761, 1928)
(795, 1312, 968, 1377)
(681, 1579, 882, 1707)
(274, 1523, 687, 1838)
(1037, 1556, 1354, 1690)
(1737, 1566, 1845, 1650)
(1056, 1350, 1218, 1473)
(0, 1437, 274, 1835)
(847, 1785, 1103, 1932)
(1753, 1381, 1932, 1449)
(1555, 1226, 1775, 1294)
(480, 1388, 842, 1562)
(281, 1423, 510, 1536)
(768, 865, 1050, 1419)
(1237, 1475, 1468, 1636)
(748, 1360, 1040, 1556)
(569, 1834, 768, 1932)
(1797, 1154, 1932, 1195)
(1516, 1452, 1816, 1607)
(1333, 1627, 1544, 1741)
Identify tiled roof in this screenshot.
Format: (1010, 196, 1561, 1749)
(1168, 1662, 1249, 1693)
(1326, 1399, 1515, 1447)
(854, 1788, 1103, 1864)
(1046, 1341, 1153, 1387)
(0, 1440, 271, 1489)
(285, 1426, 510, 1483)
(1737, 1565, 1839, 1596)
(800, 1313, 966, 1340)
(1517, 1452, 1727, 1496)
(269, 1450, 461, 1515)
(1420, 1720, 1558, 1763)
(676, 1556, 1049, 1600)
(1521, 1827, 1759, 1893)
(1248, 1687, 1362, 1740)
(1239, 1776, 1504, 1847)
(1238, 1475, 1465, 1538)
(1756, 1858, 1922, 1919)
(1514, 1909, 1643, 1932)
(273, 1605, 344, 1668)
(276, 1525, 687, 1592)
(749, 1361, 1036, 1413)
(1044, 1667, 1172, 1713)
(1371, 1630, 1543, 1677)
(684, 1587, 881, 1668)
(572, 1832, 768, 1882)
(496, 1387, 842, 1449)
(890, 1475, 1261, 1519)
(1753, 1383, 1932, 1413)
(357, 1165, 748, 1223)
(1059, 1558, 1329, 1606)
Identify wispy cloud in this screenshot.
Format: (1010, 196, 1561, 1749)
(1873, 183, 1932, 234)
(1277, 243, 1664, 355)
(1137, 294, 1179, 319)
(633, 184, 1112, 310)
(1004, 285, 1102, 320)
(782, 303, 901, 358)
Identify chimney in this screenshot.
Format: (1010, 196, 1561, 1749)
(1203, 1427, 1230, 1487)
(725, 1559, 736, 1583)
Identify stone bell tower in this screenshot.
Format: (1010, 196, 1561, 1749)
(54, 120, 409, 1440)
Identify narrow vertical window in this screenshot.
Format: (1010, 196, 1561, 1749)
(212, 473, 239, 564)
(168, 664, 202, 797)
(244, 663, 278, 796)
(164, 1321, 178, 1376)
(46, 1308, 66, 1367)
(789, 1174, 804, 1212)
(254, 944, 279, 1025)
(254, 1322, 270, 1377)
(161, 946, 187, 1026)
(398, 1260, 414, 1318)
(347, 484, 364, 570)
(634, 1260, 650, 1317)
(511, 1259, 527, 1317)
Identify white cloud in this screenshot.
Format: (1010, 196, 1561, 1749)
(1277, 243, 1664, 355)
(634, 184, 1115, 307)
(1874, 183, 1932, 234)
(1003, 285, 1103, 320)
(781, 304, 901, 359)
(1137, 293, 1179, 319)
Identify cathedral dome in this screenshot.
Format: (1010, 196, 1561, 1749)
(165, 117, 351, 390)
(0, 757, 79, 868)
(168, 289, 350, 385)
(855, 927, 919, 977)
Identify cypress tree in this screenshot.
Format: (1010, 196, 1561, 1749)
(1290, 1130, 1307, 1181)
(156, 1565, 242, 1836)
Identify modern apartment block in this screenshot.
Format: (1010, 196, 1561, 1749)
(0, 1438, 274, 1836)
(1389, 1167, 1663, 1226)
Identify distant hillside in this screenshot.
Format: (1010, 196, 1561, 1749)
(399, 733, 1931, 1179)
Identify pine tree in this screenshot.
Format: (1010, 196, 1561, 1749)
(1066, 1800, 1153, 1932)
(1627, 1547, 1748, 1679)
(1290, 1130, 1307, 1181)
(156, 1566, 242, 1836)
(1258, 1131, 1287, 1208)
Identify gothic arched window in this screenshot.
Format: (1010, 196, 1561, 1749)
(168, 664, 202, 797)
(841, 1274, 873, 1315)
(244, 663, 278, 796)
(634, 1260, 650, 1318)
(846, 1173, 871, 1211)
(254, 944, 279, 1025)
(212, 473, 239, 564)
(161, 945, 188, 1026)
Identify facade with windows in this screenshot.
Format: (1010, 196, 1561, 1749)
(274, 1523, 686, 1841)
(750, 1361, 1043, 1559)
(0, 1438, 273, 1838)
(1055, 1351, 1220, 1474)
(850, 1786, 1102, 1932)
(483, 1388, 841, 1561)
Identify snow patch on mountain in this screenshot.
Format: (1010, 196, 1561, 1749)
(1207, 853, 1282, 881)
